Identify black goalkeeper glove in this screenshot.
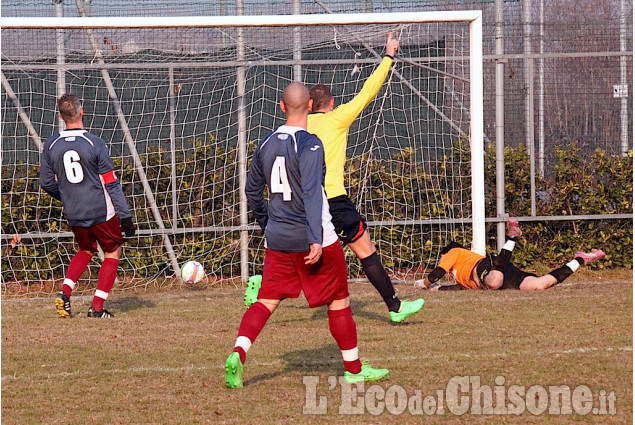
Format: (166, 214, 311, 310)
(120, 216, 136, 237)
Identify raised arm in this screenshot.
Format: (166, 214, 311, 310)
(333, 32, 400, 126)
(385, 31, 399, 58)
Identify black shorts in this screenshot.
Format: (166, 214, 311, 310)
(475, 256, 537, 290)
(327, 195, 367, 244)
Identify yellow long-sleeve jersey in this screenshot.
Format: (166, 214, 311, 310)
(307, 56, 394, 199)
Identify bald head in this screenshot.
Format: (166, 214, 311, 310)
(281, 82, 311, 115)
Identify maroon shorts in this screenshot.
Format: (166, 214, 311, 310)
(259, 242, 349, 308)
(71, 216, 125, 253)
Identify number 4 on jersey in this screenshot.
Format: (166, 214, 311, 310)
(270, 156, 292, 201)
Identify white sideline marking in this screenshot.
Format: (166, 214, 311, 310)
(3, 346, 631, 382)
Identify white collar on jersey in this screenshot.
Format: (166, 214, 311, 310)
(276, 125, 305, 134)
(262, 125, 307, 153)
(59, 129, 87, 136)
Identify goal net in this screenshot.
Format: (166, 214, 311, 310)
(1, 11, 484, 295)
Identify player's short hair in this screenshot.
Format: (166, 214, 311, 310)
(57, 94, 83, 122)
(309, 84, 332, 112)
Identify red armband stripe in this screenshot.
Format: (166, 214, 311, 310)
(101, 170, 118, 184)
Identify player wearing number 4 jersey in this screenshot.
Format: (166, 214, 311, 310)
(225, 82, 388, 389)
(40, 94, 136, 319)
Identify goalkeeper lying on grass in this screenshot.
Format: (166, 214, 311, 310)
(416, 219, 605, 291)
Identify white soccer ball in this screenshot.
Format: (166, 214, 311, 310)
(180, 260, 206, 285)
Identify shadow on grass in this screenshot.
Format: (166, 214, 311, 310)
(280, 299, 422, 325)
(305, 300, 394, 324)
(245, 343, 343, 386)
(319, 299, 424, 326)
(275, 300, 392, 324)
(243, 299, 422, 386)
(110, 296, 156, 313)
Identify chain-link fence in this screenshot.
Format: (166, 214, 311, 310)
(3, 0, 632, 163)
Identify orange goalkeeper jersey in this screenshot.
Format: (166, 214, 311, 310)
(307, 56, 394, 199)
(437, 247, 486, 290)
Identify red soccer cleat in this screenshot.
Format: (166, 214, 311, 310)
(507, 219, 522, 238)
(574, 249, 606, 264)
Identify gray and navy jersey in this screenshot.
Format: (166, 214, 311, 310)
(39, 129, 131, 227)
(246, 125, 338, 252)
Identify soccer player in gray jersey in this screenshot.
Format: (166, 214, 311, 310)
(40, 94, 135, 318)
(225, 82, 389, 388)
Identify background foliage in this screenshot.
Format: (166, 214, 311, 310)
(1, 141, 632, 284)
(483, 143, 633, 269)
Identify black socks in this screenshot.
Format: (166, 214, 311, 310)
(492, 236, 517, 272)
(549, 257, 584, 284)
(360, 252, 401, 312)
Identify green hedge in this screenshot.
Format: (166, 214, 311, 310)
(484, 143, 633, 268)
(1, 141, 632, 283)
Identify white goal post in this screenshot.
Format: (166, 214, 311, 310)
(1, 11, 485, 293)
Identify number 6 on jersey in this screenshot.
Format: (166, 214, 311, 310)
(63, 150, 84, 183)
(270, 156, 292, 201)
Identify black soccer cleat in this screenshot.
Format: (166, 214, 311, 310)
(55, 291, 71, 318)
(87, 308, 115, 318)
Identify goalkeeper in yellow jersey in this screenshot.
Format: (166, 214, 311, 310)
(307, 32, 424, 322)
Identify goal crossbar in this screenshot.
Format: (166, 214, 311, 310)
(1, 11, 483, 29)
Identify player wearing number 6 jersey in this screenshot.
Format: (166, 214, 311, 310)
(40, 94, 135, 319)
(225, 82, 388, 388)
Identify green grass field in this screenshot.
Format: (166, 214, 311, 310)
(2, 270, 632, 424)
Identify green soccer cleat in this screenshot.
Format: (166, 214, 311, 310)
(344, 361, 389, 384)
(244, 274, 262, 308)
(389, 298, 424, 323)
(225, 352, 244, 389)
